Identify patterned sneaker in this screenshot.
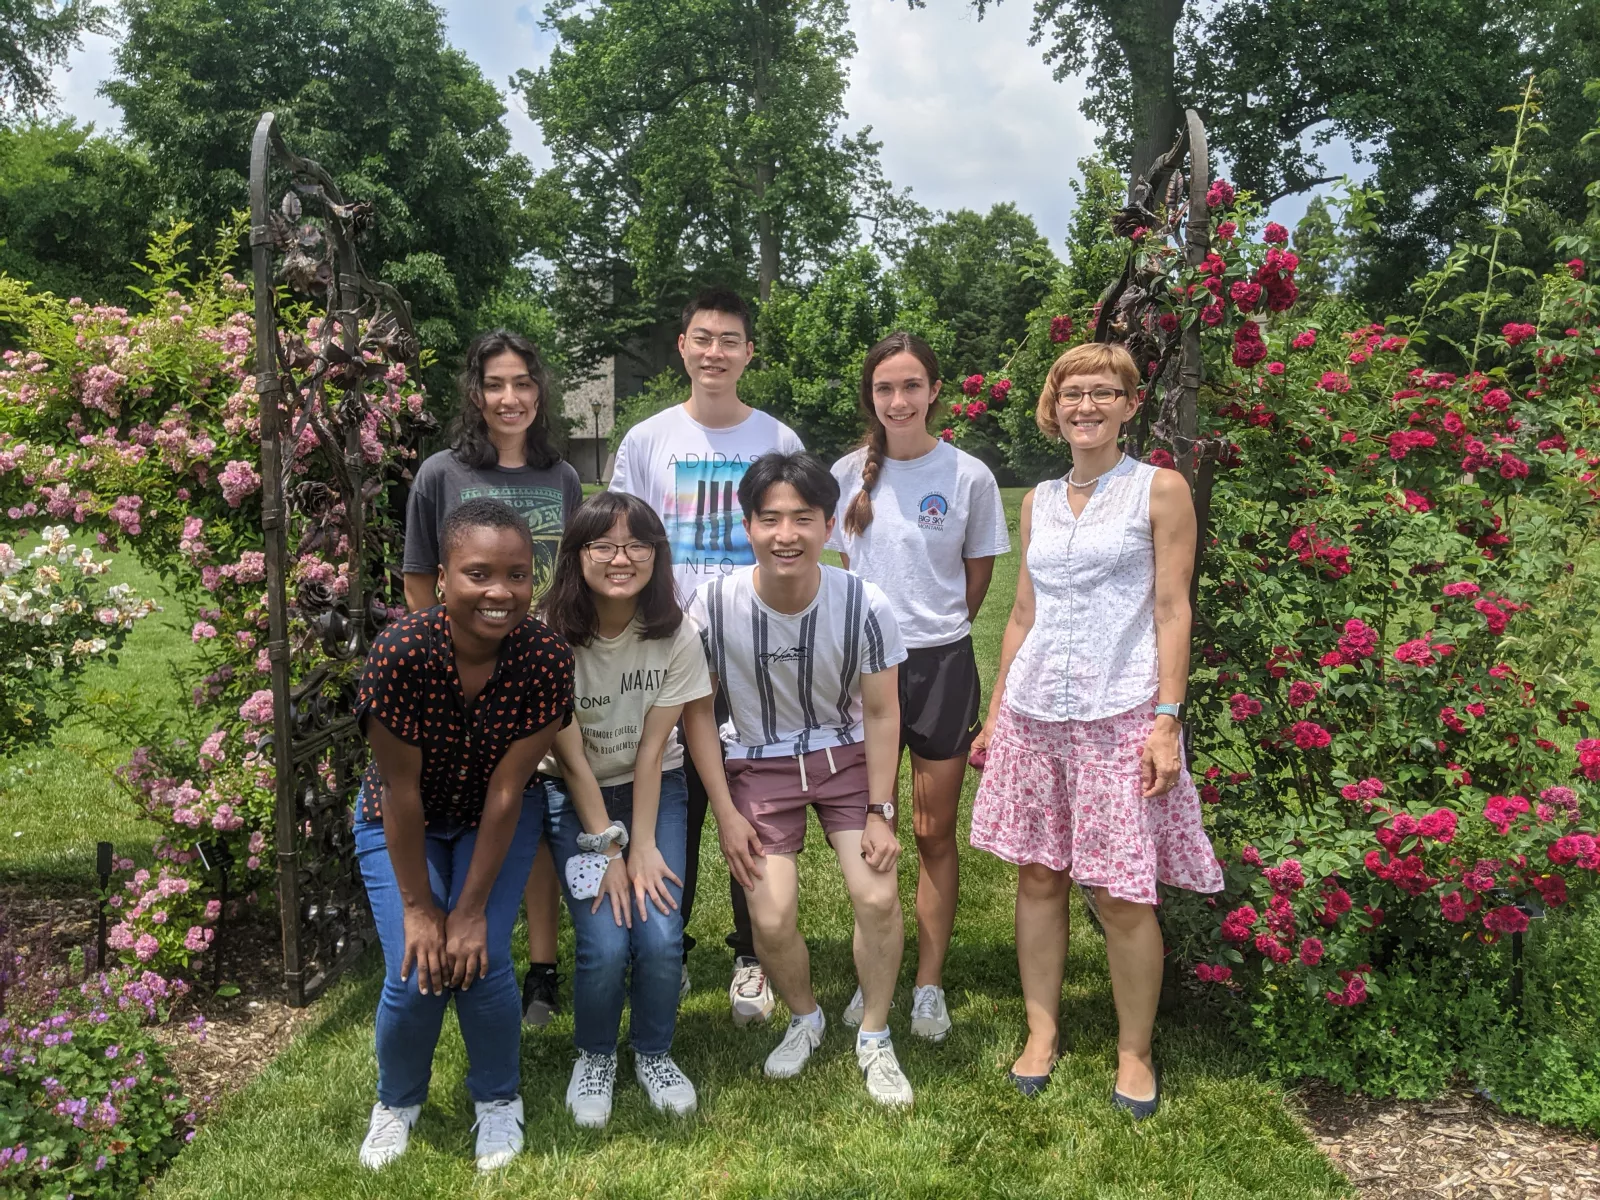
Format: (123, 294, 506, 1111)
(522, 964, 559, 1027)
(858, 1035, 914, 1108)
(764, 1013, 825, 1079)
(729, 956, 774, 1027)
(842, 985, 864, 1028)
(565, 1051, 617, 1129)
(910, 985, 952, 1043)
(472, 1096, 524, 1172)
(635, 1051, 698, 1116)
(358, 1101, 420, 1169)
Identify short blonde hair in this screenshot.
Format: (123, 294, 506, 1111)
(1036, 342, 1142, 440)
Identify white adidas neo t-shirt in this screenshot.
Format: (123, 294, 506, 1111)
(687, 564, 907, 759)
(610, 404, 805, 605)
(827, 441, 1011, 648)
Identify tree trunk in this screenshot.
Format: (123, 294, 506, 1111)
(756, 162, 778, 302)
(751, 1, 779, 301)
(1106, 0, 1185, 198)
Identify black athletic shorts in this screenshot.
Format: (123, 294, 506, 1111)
(898, 635, 983, 761)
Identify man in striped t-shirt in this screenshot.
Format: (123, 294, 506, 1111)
(685, 452, 916, 1108)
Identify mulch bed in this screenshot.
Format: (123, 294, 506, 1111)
(1296, 1081, 1600, 1199)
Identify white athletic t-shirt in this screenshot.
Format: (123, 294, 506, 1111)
(610, 404, 805, 604)
(827, 442, 1011, 648)
(687, 565, 907, 760)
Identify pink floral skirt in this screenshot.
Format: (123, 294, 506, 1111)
(970, 702, 1224, 904)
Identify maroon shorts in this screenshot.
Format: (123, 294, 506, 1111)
(724, 742, 869, 855)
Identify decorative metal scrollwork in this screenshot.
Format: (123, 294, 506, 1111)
(248, 111, 433, 1006)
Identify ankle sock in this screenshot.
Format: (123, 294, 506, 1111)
(794, 1007, 824, 1032)
(857, 1027, 889, 1049)
(528, 962, 556, 977)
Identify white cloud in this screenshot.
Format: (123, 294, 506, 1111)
(45, 29, 120, 134)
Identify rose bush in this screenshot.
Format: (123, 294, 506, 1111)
(0, 224, 426, 972)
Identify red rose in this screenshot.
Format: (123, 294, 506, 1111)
(1263, 222, 1289, 244)
(1567, 258, 1585, 279)
(1206, 179, 1236, 209)
(1049, 315, 1074, 343)
(961, 373, 984, 398)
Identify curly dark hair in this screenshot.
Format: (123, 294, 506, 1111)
(540, 492, 682, 647)
(449, 329, 560, 470)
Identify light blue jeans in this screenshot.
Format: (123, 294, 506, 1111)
(545, 768, 688, 1056)
(354, 785, 544, 1107)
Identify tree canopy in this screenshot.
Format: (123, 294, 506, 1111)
(0, 0, 106, 116)
(104, 0, 534, 353)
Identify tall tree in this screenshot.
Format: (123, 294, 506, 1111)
(519, 0, 919, 377)
(898, 203, 1058, 374)
(1, 1, 106, 116)
(0, 119, 162, 304)
(104, 0, 533, 354)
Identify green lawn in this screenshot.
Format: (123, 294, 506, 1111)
(3, 491, 1352, 1198)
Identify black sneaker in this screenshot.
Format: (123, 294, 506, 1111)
(522, 963, 559, 1026)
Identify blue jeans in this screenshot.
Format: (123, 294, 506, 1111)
(546, 768, 687, 1056)
(354, 784, 545, 1107)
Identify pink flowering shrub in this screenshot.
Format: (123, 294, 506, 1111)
(0, 918, 198, 1195)
(0, 225, 427, 973)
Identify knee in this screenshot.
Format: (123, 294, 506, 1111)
(851, 881, 900, 928)
(1018, 863, 1070, 901)
(634, 911, 683, 962)
(1094, 891, 1154, 933)
(913, 820, 956, 859)
(576, 925, 631, 976)
(747, 895, 797, 944)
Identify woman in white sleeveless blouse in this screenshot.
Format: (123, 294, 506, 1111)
(970, 342, 1222, 1115)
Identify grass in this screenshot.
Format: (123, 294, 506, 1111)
(2, 491, 1352, 1198)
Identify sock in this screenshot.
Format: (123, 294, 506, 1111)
(857, 1027, 889, 1049)
(528, 961, 556, 978)
(794, 1007, 824, 1032)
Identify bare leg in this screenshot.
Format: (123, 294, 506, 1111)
(1095, 888, 1162, 1101)
(830, 828, 903, 1032)
(743, 853, 815, 1016)
(1013, 863, 1070, 1076)
(909, 751, 965, 988)
(524, 841, 559, 964)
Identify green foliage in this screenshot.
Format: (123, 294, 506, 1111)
(898, 204, 1058, 376)
(104, 0, 533, 360)
(608, 368, 688, 451)
(519, 0, 922, 376)
(0, 120, 163, 313)
(0, 0, 106, 116)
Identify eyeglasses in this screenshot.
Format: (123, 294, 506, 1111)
(584, 540, 656, 563)
(687, 332, 748, 352)
(1056, 387, 1127, 408)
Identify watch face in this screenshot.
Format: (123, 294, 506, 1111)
(881, 801, 895, 822)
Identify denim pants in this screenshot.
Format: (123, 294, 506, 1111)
(354, 784, 544, 1107)
(545, 768, 687, 1056)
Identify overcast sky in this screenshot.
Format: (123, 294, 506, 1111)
(50, 0, 1347, 247)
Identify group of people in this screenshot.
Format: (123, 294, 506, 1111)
(351, 290, 1223, 1172)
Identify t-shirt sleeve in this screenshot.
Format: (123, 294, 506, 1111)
(860, 582, 908, 673)
(654, 619, 714, 708)
(825, 457, 855, 553)
(356, 622, 425, 743)
(684, 585, 717, 673)
(779, 420, 806, 453)
(402, 457, 445, 574)
(560, 462, 585, 524)
(608, 428, 637, 495)
(964, 463, 1013, 558)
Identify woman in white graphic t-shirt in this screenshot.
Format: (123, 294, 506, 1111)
(827, 332, 1011, 1045)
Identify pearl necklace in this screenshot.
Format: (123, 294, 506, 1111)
(1067, 452, 1125, 489)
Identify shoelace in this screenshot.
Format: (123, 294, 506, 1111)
(366, 1109, 410, 1151)
(778, 1019, 816, 1054)
(911, 990, 942, 1020)
(860, 1042, 904, 1088)
(474, 1101, 522, 1144)
(575, 1053, 616, 1098)
(638, 1055, 686, 1090)
(733, 965, 766, 999)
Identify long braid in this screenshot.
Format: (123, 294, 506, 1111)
(843, 421, 887, 536)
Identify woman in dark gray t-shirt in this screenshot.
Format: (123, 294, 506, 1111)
(402, 328, 583, 1028)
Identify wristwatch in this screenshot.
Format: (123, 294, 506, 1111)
(576, 821, 628, 853)
(1154, 702, 1186, 725)
(866, 802, 896, 823)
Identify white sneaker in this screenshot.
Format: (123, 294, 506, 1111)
(635, 1051, 698, 1116)
(472, 1096, 524, 1172)
(566, 1051, 617, 1129)
(730, 956, 775, 1026)
(842, 985, 864, 1027)
(910, 985, 952, 1043)
(764, 1012, 825, 1079)
(358, 1101, 420, 1169)
(680, 962, 691, 1002)
(858, 1035, 914, 1108)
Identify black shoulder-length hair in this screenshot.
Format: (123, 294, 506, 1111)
(541, 492, 682, 647)
(449, 328, 560, 471)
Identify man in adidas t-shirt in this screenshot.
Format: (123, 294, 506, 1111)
(686, 452, 915, 1108)
(610, 289, 804, 1026)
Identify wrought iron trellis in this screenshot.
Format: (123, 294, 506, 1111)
(249, 111, 427, 1006)
(1092, 108, 1217, 589)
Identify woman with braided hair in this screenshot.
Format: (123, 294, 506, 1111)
(827, 332, 1010, 1044)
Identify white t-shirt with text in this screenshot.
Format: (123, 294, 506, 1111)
(827, 442, 1011, 648)
(687, 564, 907, 760)
(609, 404, 805, 604)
